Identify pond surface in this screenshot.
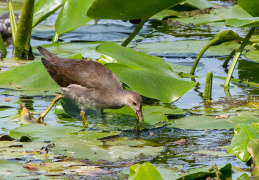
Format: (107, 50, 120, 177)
(0, 0, 258, 179)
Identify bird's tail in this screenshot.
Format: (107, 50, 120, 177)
(37, 46, 58, 62)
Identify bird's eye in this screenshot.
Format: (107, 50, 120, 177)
(133, 102, 137, 106)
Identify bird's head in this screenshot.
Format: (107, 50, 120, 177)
(124, 90, 144, 122)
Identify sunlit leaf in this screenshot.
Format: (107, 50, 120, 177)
(129, 162, 163, 180)
(96, 42, 197, 103)
(228, 123, 259, 162)
(55, 0, 94, 35)
(88, 0, 184, 20)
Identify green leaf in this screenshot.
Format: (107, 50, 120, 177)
(96, 42, 197, 103)
(33, 42, 102, 60)
(245, 49, 259, 63)
(87, 0, 184, 20)
(0, 160, 29, 178)
(10, 123, 80, 141)
(170, 5, 252, 25)
(136, 40, 243, 57)
(33, 0, 66, 27)
(228, 123, 259, 162)
(0, 61, 59, 95)
(225, 17, 259, 28)
(184, 0, 214, 9)
(173, 113, 259, 130)
(55, 0, 94, 36)
(129, 162, 163, 180)
(51, 132, 163, 161)
(238, 0, 259, 17)
(247, 139, 259, 175)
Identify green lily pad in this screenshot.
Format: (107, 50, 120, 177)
(245, 49, 259, 63)
(87, 0, 184, 20)
(228, 123, 259, 162)
(33, 42, 103, 60)
(170, 5, 252, 25)
(0, 160, 29, 179)
(0, 61, 59, 95)
(247, 139, 259, 175)
(129, 162, 163, 180)
(225, 17, 259, 28)
(136, 40, 245, 57)
(10, 123, 80, 141)
(51, 131, 163, 161)
(173, 112, 259, 130)
(97, 42, 197, 103)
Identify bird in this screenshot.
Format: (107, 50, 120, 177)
(36, 46, 144, 127)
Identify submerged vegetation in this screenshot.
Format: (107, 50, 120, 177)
(0, 0, 258, 179)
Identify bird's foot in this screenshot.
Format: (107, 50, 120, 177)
(80, 110, 89, 127)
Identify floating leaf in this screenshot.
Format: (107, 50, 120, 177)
(228, 123, 259, 162)
(173, 113, 259, 130)
(51, 131, 163, 161)
(0, 61, 59, 95)
(10, 123, 80, 141)
(129, 162, 163, 180)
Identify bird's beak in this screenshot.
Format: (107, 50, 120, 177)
(136, 109, 144, 122)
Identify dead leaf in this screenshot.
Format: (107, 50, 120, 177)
(216, 115, 229, 119)
(24, 163, 39, 171)
(20, 104, 33, 120)
(173, 139, 191, 146)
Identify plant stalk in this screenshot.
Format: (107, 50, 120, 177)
(203, 72, 213, 100)
(121, 18, 146, 47)
(190, 41, 213, 75)
(223, 27, 255, 88)
(14, 0, 34, 59)
(222, 49, 236, 68)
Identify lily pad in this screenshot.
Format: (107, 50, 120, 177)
(173, 112, 259, 130)
(51, 131, 163, 161)
(87, 0, 184, 20)
(245, 49, 259, 63)
(228, 123, 259, 162)
(97, 42, 197, 103)
(136, 40, 246, 57)
(10, 123, 80, 141)
(0, 61, 59, 95)
(0, 160, 29, 179)
(129, 162, 163, 180)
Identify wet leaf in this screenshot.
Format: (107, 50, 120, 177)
(225, 17, 259, 28)
(170, 5, 252, 25)
(10, 123, 80, 141)
(129, 162, 163, 180)
(245, 49, 259, 63)
(173, 112, 259, 130)
(136, 40, 246, 57)
(0, 61, 59, 95)
(0, 160, 29, 179)
(247, 139, 259, 175)
(228, 123, 259, 162)
(88, 0, 184, 20)
(33, 42, 102, 60)
(97, 42, 197, 103)
(51, 132, 163, 161)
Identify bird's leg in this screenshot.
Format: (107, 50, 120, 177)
(80, 110, 89, 127)
(35, 94, 64, 123)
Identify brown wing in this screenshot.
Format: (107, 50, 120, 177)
(38, 46, 122, 89)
